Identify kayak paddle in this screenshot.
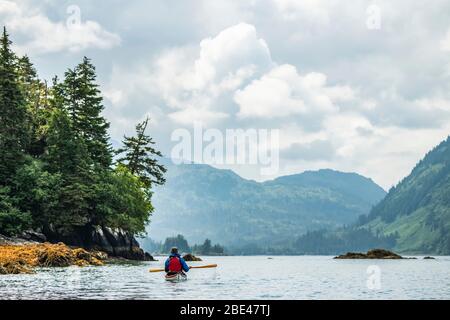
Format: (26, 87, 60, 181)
(149, 264, 217, 273)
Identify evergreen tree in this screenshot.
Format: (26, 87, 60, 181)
(63, 57, 112, 168)
(17, 55, 49, 157)
(44, 109, 94, 231)
(0, 28, 163, 239)
(0, 186, 32, 236)
(0, 27, 28, 184)
(116, 117, 166, 188)
(95, 165, 153, 235)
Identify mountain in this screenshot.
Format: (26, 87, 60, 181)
(296, 135, 450, 255)
(145, 160, 386, 252)
(358, 136, 450, 254)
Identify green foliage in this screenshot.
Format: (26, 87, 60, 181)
(0, 187, 32, 236)
(304, 135, 450, 255)
(95, 165, 153, 236)
(62, 57, 112, 168)
(359, 136, 450, 254)
(17, 55, 49, 157)
(42, 109, 94, 232)
(0, 27, 29, 185)
(116, 117, 166, 189)
(157, 235, 225, 255)
(117, 118, 166, 189)
(294, 228, 397, 255)
(12, 157, 61, 228)
(192, 239, 225, 255)
(0, 28, 165, 238)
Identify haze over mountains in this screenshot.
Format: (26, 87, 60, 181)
(296, 135, 450, 255)
(146, 159, 386, 252)
(359, 136, 450, 254)
(144, 135, 450, 255)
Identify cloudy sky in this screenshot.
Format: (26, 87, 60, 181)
(2, 0, 450, 189)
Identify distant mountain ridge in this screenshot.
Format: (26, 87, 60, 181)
(146, 161, 386, 252)
(296, 135, 450, 255)
(359, 135, 450, 254)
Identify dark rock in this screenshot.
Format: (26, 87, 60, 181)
(144, 252, 156, 261)
(334, 249, 404, 259)
(183, 254, 202, 261)
(92, 251, 109, 261)
(0, 234, 40, 245)
(20, 230, 47, 243)
(43, 225, 147, 261)
(423, 256, 435, 260)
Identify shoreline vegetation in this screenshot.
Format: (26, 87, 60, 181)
(0, 27, 166, 260)
(141, 235, 226, 257)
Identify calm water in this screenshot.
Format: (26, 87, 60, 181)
(1, 256, 449, 300)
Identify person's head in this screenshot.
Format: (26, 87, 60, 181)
(171, 247, 179, 255)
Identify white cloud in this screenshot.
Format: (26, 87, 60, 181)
(272, 0, 334, 25)
(0, 0, 120, 54)
(441, 29, 450, 52)
(102, 14, 450, 188)
(37, 0, 450, 189)
(168, 107, 229, 125)
(235, 64, 349, 119)
(138, 23, 274, 125)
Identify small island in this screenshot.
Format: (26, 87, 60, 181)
(183, 254, 202, 262)
(334, 249, 404, 259)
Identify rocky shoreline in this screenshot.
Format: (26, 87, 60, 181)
(43, 225, 155, 261)
(0, 242, 106, 275)
(2, 226, 156, 262)
(1, 226, 157, 275)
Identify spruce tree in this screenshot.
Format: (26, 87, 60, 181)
(44, 108, 94, 231)
(63, 57, 112, 168)
(0, 27, 28, 184)
(17, 55, 49, 157)
(116, 117, 166, 188)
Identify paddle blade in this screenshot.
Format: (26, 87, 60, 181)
(149, 264, 218, 273)
(189, 264, 218, 270)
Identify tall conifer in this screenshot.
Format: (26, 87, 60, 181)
(0, 27, 29, 184)
(116, 117, 166, 188)
(63, 57, 112, 168)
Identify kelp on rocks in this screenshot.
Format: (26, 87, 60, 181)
(0, 243, 105, 275)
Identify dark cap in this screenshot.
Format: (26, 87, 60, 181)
(171, 247, 178, 254)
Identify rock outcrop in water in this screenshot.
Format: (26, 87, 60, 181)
(183, 254, 202, 261)
(334, 249, 404, 259)
(43, 225, 154, 261)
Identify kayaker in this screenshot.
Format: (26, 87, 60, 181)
(165, 247, 190, 275)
